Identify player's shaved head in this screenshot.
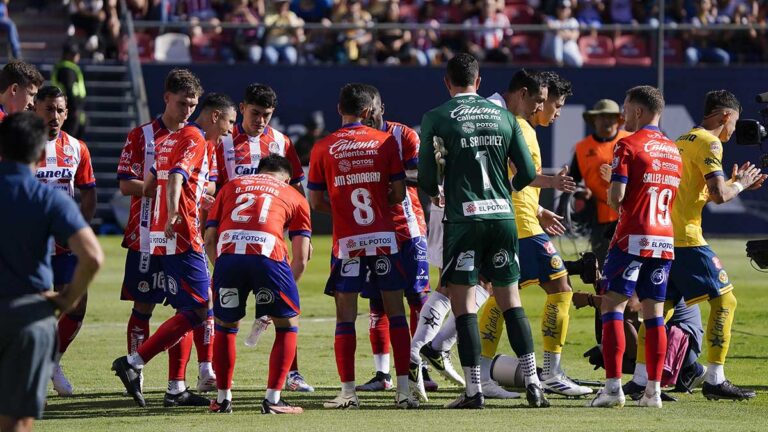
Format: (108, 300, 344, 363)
(164, 68, 203, 97)
(446, 53, 479, 88)
(0, 112, 47, 164)
(35, 85, 67, 103)
(200, 92, 236, 113)
(704, 90, 741, 116)
(339, 83, 374, 117)
(258, 154, 293, 179)
(244, 84, 277, 109)
(625, 86, 664, 115)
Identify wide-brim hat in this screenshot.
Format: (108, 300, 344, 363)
(583, 99, 621, 123)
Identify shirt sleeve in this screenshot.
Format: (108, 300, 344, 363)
(698, 139, 725, 179)
(46, 187, 88, 245)
(215, 142, 229, 188)
(401, 126, 420, 170)
(75, 141, 96, 188)
(117, 129, 143, 180)
(507, 114, 536, 191)
(307, 141, 326, 191)
(288, 192, 312, 239)
(285, 137, 306, 184)
(170, 132, 204, 182)
(385, 136, 406, 181)
(610, 139, 631, 184)
(208, 141, 219, 183)
(417, 112, 439, 197)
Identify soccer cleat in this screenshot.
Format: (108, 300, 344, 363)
(674, 363, 707, 393)
(702, 380, 756, 401)
(422, 367, 438, 392)
(395, 390, 420, 409)
(209, 399, 233, 413)
(163, 389, 211, 407)
(244, 316, 271, 347)
(323, 392, 360, 410)
(444, 392, 484, 409)
(51, 363, 74, 396)
(420, 343, 465, 386)
(355, 371, 394, 391)
(409, 362, 429, 402)
(588, 388, 626, 408)
(262, 398, 304, 414)
(525, 383, 550, 408)
(541, 373, 593, 397)
(285, 371, 315, 392)
(111, 356, 145, 407)
(481, 380, 520, 399)
(638, 391, 663, 408)
(196, 375, 217, 393)
(622, 380, 677, 402)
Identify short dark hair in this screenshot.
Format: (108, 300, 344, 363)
(200, 92, 236, 113)
(0, 112, 47, 164)
(541, 71, 573, 99)
(507, 69, 545, 95)
(626, 85, 665, 114)
(243, 83, 277, 108)
(0, 61, 45, 93)
(446, 53, 479, 88)
(164, 68, 204, 97)
(35, 85, 67, 103)
(62, 42, 80, 58)
(338, 83, 373, 117)
(362, 83, 381, 101)
(258, 154, 292, 177)
(704, 90, 741, 115)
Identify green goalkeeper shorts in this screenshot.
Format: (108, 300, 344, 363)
(441, 219, 520, 287)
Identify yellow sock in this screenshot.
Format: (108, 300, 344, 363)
(478, 296, 504, 358)
(541, 292, 572, 354)
(636, 301, 675, 363)
(706, 292, 737, 365)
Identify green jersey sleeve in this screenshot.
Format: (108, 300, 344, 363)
(506, 113, 536, 192)
(418, 111, 439, 197)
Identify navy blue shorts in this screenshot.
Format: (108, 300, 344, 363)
(120, 249, 166, 304)
(52, 253, 77, 286)
(602, 246, 671, 301)
(158, 251, 210, 311)
(667, 246, 733, 306)
(518, 234, 568, 288)
(325, 254, 407, 297)
(363, 237, 430, 299)
(213, 254, 300, 322)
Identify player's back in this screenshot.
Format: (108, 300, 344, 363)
(610, 126, 682, 259)
(308, 123, 404, 257)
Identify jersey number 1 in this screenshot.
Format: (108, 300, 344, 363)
(231, 193, 272, 223)
(647, 186, 672, 227)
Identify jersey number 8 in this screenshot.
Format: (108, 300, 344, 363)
(352, 187, 375, 226)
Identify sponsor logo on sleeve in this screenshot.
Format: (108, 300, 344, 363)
(543, 241, 557, 255)
(712, 256, 722, 270)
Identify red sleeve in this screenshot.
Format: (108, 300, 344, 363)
(206, 182, 228, 228)
(610, 139, 631, 184)
(75, 141, 96, 188)
(288, 191, 312, 238)
(307, 141, 326, 191)
(116, 128, 143, 180)
(401, 126, 420, 170)
(385, 136, 406, 181)
(285, 137, 306, 185)
(170, 132, 205, 181)
(208, 140, 219, 182)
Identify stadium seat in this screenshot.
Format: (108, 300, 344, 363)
(120, 32, 154, 62)
(614, 34, 652, 66)
(664, 38, 685, 64)
(154, 32, 192, 64)
(399, 3, 418, 20)
(509, 34, 544, 64)
(578, 34, 616, 66)
(191, 34, 222, 63)
(505, 4, 536, 24)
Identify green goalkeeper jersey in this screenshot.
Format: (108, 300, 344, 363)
(418, 92, 536, 223)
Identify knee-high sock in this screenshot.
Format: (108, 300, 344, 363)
(127, 309, 151, 355)
(503, 307, 538, 384)
(409, 291, 450, 364)
(455, 313, 481, 395)
(368, 307, 390, 355)
(541, 292, 572, 377)
(213, 325, 238, 391)
(601, 312, 625, 379)
(334, 322, 356, 383)
(706, 292, 736, 365)
(168, 331, 193, 381)
(269, 327, 298, 390)
(57, 313, 84, 355)
(193, 311, 214, 363)
(479, 296, 504, 358)
(389, 315, 412, 376)
(635, 302, 675, 370)
(290, 349, 299, 372)
(643, 316, 667, 382)
(136, 311, 200, 365)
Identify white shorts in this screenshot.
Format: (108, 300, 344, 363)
(427, 203, 444, 268)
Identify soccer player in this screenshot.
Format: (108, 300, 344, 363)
(205, 154, 311, 414)
(589, 85, 682, 408)
(112, 89, 232, 408)
(308, 83, 413, 409)
(32, 86, 97, 396)
(116, 69, 220, 396)
(625, 90, 765, 401)
(418, 54, 541, 409)
(0, 60, 43, 121)
(214, 83, 313, 392)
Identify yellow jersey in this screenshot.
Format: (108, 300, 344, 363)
(510, 116, 543, 239)
(673, 127, 725, 247)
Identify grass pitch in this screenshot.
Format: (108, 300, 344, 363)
(38, 237, 768, 432)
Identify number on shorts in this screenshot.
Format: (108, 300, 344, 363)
(351, 188, 374, 225)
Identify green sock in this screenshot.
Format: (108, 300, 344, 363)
(455, 313, 480, 367)
(504, 307, 535, 357)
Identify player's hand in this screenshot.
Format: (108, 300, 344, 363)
(552, 165, 576, 192)
(433, 136, 447, 179)
(732, 162, 762, 189)
(599, 163, 612, 182)
(165, 215, 180, 239)
(538, 208, 566, 236)
(430, 187, 445, 208)
(41, 290, 76, 314)
(749, 173, 768, 190)
(201, 193, 215, 210)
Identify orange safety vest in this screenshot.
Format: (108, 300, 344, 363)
(574, 130, 631, 224)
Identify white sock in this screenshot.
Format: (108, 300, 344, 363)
(127, 353, 145, 369)
(519, 353, 540, 386)
(410, 291, 451, 364)
(396, 375, 409, 393)
(373, 353, 390, 374)
(430, 314, 456, 352)
(463, 366, 482, 396)
(480, 355, 494, 383)
(265, 388, 281, 404)
(606, 377, 622, 393)
(199, 361, 214, 378)
(646, 380, 661, 395)
(167, 380, 185, 395)
(341, 381, 356, 395)
(634, 362, 648, 386)
(217, 389, 232, 403)
(704, 363, 725, 385)
(542, 351, 561, 378)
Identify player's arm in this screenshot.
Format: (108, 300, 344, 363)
(142, 171, 157, 198)
(290, 235, 311, 282)
(508, 115, 536, 191)
(707, 162, 765, 204)
(417, 112, 439, 197)
(165, 173, 184, 238)
(79, 188, 97, 223)
(389, 179, 406, 204)
(120, 179, 144, 196)
(308, 190, 331, 214)
(528, 166, 576, 192)
(204, 226, 218, 266)
(607, 181, 626, 211)
(607, 139, 630, 211)
(288, 194, 312, 281)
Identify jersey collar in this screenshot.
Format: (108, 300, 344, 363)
(453, 92, 478, 98)
(187, 121, 205, 136)
(155, 115, 169, 131)
(642, 125, 661, 132)
(342, 122, 363, 128)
